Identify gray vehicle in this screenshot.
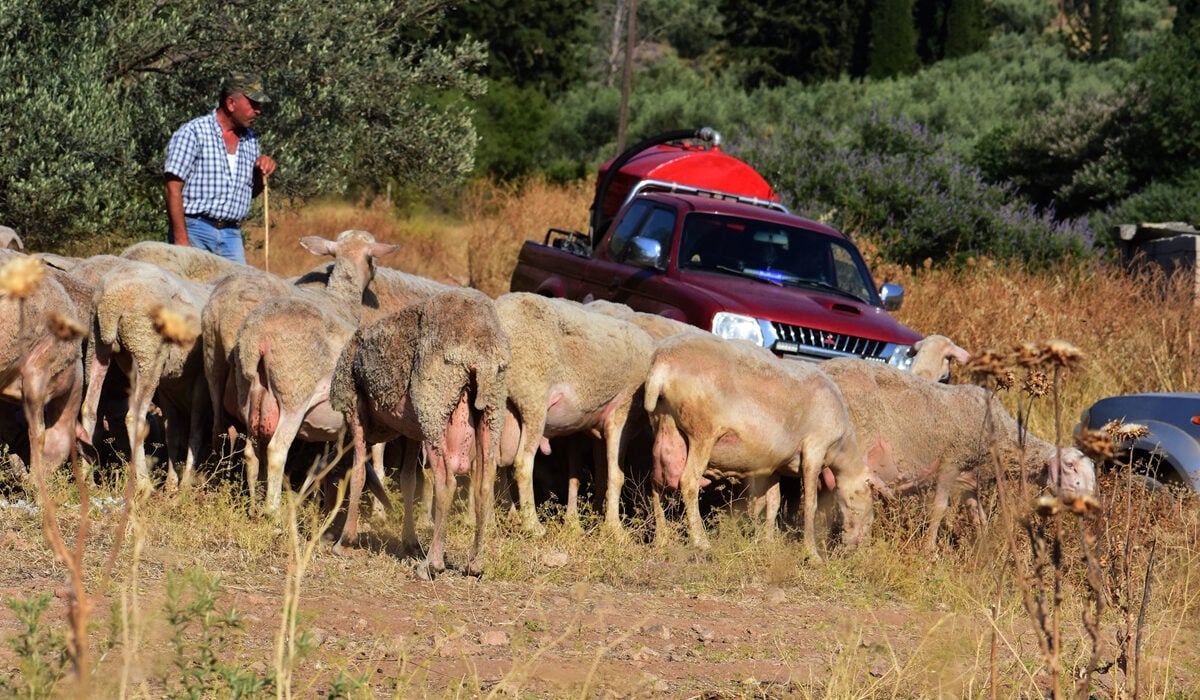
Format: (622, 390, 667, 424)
(1076, 392, 1200, 491)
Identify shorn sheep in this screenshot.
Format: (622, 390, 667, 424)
(0, 255, 85, 485)
(121, 240, 247, 284)
(494, 293, 655, 536)
(80, 260, 209, 491)
(231, 231, 398, 513)
(643, 333, 873, 557)
(330, 287, 510, 578)
(820, 357, 1097, 550)
(908, 334, 971, 383)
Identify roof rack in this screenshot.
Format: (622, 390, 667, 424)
(625, 178, 791, 216)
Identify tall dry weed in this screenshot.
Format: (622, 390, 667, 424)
(460, 177, 591, 297)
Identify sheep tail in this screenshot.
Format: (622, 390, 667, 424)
(94, 298, 122, 347)
(643, 362, 666, 414)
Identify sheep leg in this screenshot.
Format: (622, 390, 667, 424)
(126, 362, 160, 494)
(419, 443, 455, 580)
(565, 436, 584, 530)
(512, 409, 548, 537)
(368, 442, 388, 520)
(600, 398, 632, 536)
(680, 437, 715, 551)
(264, 411, 305, 515)
(161, 398, 188, 492)
(924, 459, 956, 552)
(754, 475, 782, 542)
(19, 364, 50, 493)
(180, 372, 210, 489)
(206, 342, 228, 452)
(80, 340, 112, 442)
(334, 418, 369, 554)
(393, 439, 423, 558)
(466, 420, 497, 577)
(801, 445, 830, 562)
(244, 436, 263, 506)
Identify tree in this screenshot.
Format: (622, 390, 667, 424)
(720, 0, 870, 85)
(437, 0, 591, 96)
(943, 0, 989, 59)
(0, 0, 486, 249)
(867, 0, 921, 79)
(1060, 0, 1125, 60)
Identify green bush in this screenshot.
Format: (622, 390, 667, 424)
(0, 0, 486, 251)
(1091, 168, 1200, 242)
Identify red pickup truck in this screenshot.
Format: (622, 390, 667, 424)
(509, 128, 923, 365)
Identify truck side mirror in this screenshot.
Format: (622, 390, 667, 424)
(879, 282, 905, 311)
(627, 236, 666, 271)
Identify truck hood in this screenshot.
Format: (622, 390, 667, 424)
(679, 270, 922, 343)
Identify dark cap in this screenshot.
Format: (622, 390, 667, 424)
(222, 72, 271, 103)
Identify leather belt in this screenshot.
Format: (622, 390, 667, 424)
(190, 214, 240, 229)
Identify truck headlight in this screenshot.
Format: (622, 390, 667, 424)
(886, 344, 915, 371)
(711, 312, 764, 346)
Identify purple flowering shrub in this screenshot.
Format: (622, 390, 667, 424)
(731, 114, 1095, 268)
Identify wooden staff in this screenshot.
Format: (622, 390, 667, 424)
(263, 174, 270, 272)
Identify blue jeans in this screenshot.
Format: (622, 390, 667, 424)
(174, 216, 246, 264)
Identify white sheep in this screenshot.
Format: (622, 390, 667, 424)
(200, 269, 295, 453)
(0, 255, 85, 485)
(582, 299, 699, 342)
(80, 259, 209, 491)
(231, 231, 398, 513)
(909, 334, 971, 383)
(643, 333, 873, 557)
(493, 292, 655, 536)
(121, 240, 247, 284)
(330, 287, 510, 578)
(820, 358, 1097, 550)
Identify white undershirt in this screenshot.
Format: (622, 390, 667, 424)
(227, 149, 238, 177)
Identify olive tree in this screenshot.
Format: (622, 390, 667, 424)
(0, 0, 486, 250)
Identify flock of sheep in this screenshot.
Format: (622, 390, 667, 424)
(0, 229, 1099, 579)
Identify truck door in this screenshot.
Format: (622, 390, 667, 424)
(579, 200, 679, 309)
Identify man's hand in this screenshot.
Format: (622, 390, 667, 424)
(255, 154, 277, 178)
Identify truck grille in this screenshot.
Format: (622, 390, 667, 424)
(770, 322, 888, 360)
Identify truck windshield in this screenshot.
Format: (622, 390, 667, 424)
(677, 213, 878, 305)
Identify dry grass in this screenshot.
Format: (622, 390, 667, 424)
(3, 182, 1200, 697)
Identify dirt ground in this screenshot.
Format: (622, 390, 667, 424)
(0, 497, 990, 699)
(0, 476, 1195, 698)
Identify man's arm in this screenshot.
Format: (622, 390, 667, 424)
(164, 175, 190, 246)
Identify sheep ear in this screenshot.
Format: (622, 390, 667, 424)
(299, 236, 337, 257)
(949, 343, 971, 364)
(368, 242, 401, 259)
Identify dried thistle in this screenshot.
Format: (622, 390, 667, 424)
(48, 312, 85, 341)
(1039, 339, 1083, 370)
(1034, 494, 1061, 517)
(1075, 428, 1119, 462)
(1012, 342, 1041, 369)
(1023, 370, 1050, 398)
(965, 349, 1008, 386)
(1113, 423, 1150, 443)
(152, 305, 199, 345)
(995, 369, 1016, 391)
(1065, 494, 1101, 516)
(0, 255, 46, 299)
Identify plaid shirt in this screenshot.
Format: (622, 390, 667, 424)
(164, 110, 260, 223)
